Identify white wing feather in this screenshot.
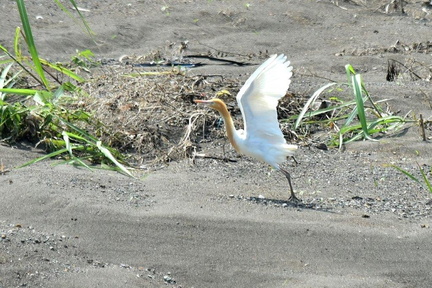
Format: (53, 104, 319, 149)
(236, 54, 292, 144)
(234, 54, 296, 167)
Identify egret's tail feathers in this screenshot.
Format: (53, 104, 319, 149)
(284, 144, 298, 157)
(264, 144, 298, 168)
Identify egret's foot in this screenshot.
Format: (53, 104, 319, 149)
(288, 193, 301, 203)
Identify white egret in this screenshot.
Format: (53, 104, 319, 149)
(194, 54, 299, 201)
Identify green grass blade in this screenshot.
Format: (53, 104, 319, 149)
(1, 43, 43, 85)
(344, 64, 359, 126)
(16, 0, 51, 90)
(59, 118, 99, 143)
(0, 45, 10, 54)
(14, 27, 22, 61)
(294, 82, 336, 129)
(96, 141, 134, 177)
(418, 163, 432, 193)
(17, 147, 69, 168)
(287, 99, 391, 122)
(53, 85, 64, 103)
(98, 162, 133, 173)
(1, 67, 23, 100)
(62, 131, 73, 157)
(0, 58, 14, 65)
(366, 116, 405, 131)
(18, 144, 92, 171)
(339, 123, 362, 134)
(357, 75, 383, 118)
(33, 91, 53, 105)
(5, 70, 22, 89)
(345, 64, 357, 76)
(0, 63, 13, 88)
(54, 157, 93, 171)
(53, 0, 95, 37)
(352, 74, 372, 139)
(40, 59, 85, 83)
(62, 130, 94, 146)
(389, 165, 421, 184)
(62, 131, 129, 175)
(343, 96, 367, 126)
(0, 88, 38, 95)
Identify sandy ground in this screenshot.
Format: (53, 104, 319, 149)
(1, 1, 432, 287)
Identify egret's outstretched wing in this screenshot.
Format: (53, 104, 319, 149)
(236, 54, 292, 144)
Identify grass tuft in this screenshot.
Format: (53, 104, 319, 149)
(293, 64, 408, 148)
(0, 0, 133, 177)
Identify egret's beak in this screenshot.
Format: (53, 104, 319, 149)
(194, 99, 215, 108)
(194, 99, 211, 104)
(194, 99, 226, 112)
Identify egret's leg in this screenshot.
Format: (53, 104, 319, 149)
(280, 168, 300, 202)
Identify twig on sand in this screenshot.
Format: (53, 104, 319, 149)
(419, 114, 426, 141)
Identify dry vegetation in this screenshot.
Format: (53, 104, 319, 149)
(74, 58, 306, 167)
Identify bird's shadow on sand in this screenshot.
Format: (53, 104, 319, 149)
(246, 196, 336, 213)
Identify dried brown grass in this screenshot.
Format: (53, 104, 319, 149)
(73, 64, 233, 166)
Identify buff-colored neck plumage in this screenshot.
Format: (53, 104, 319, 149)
(209, 99, 240, 152)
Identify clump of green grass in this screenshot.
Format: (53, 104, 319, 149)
(294, 64, 408, 148)
(0, 0, 132, 177)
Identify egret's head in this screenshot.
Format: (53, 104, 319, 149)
(194, 98, 228, 113)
